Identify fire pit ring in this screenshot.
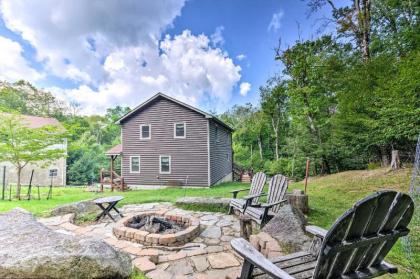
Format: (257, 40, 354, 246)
(113, 211, 200, 246)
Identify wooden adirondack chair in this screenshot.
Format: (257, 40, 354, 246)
(244, 174, 289, 228)
(231, 190, 414, 279)
(229, 172, 267, 214)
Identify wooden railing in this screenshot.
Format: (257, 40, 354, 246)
(99, 168, 127, 192)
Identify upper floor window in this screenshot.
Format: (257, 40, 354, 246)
(130, 156, 140, 173)
(174, 122, 186, 139)
(215, 125, 219, 142)
(159, 155, 171, 174)
(140, 124, 151, 140)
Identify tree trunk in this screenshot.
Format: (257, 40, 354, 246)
(258, 136, 263, 160)
(391, 150, 400, 170)
(355, 0, 371, 61)
(380, 146, 389, 167)
(16, 167, 22, 199)
(271, 118, 279, 160)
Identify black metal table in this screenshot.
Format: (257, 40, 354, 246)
(93, 196, 124, 221)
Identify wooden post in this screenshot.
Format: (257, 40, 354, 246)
(1, 166, 5, 200)
(304, 159, 310, 195)
(100, 168, 104, 192)
(110, 156, 114, 192)
(27, 169, 34, 200)
(239, 216, 252, 240)
(287, 189, 309, 214)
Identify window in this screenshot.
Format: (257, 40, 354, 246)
(215, 125, 219, 142)
(140, 124, 151, 140)
(226, 153, 230, 161)
(130, 156, 140, 173)
(174, 122, 186, 138)
(159, 155, 171, 174)
(49, 169, 58, 177)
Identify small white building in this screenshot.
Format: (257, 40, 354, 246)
(0, 114, 67, 186)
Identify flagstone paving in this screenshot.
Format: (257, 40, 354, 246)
(38, 202, 242, 279)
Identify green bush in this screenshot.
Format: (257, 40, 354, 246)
(367, 162, 381, 170)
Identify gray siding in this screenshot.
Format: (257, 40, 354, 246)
(121, 98, 209, 187)
(209, 120, 233, 185)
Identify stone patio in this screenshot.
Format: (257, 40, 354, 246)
(39, 203, 243, 279)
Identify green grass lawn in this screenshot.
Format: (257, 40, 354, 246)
(0, 168, 418, 278)
(0, 182, 244, 216)
(290, 167, 418, 279)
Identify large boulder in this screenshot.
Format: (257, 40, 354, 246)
(262, 204, 312, 252)
(0, 208, 132, 279)
(50, 199, 100, 216)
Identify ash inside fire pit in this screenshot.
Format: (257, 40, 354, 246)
(126, 215, 186, 234)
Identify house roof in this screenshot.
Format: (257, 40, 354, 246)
(116, 93, 234, 132)
(105, 144, 122, 156)
(1, 113, 63, 129)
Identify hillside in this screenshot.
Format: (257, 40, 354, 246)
(291, 167, 418, 278)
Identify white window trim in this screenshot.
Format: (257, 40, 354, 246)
(174, 122, 186, 139)
(159, 155, 171, 174)
(130, 156, 140, 173)
(140, 124, 151, 140)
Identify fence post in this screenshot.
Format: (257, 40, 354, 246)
(27, 169, 34, 200)
(1, 166, 5, 200)
(304, 159, 310, 195)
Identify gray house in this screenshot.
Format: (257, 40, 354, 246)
(113, 93, 233, 187)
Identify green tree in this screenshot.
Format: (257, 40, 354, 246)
(260, 78, 289, 161)
(0, 114, 66, 198)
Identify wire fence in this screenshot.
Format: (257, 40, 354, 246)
(403, 132, 420, 261)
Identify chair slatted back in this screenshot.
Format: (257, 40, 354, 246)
(249, 172, 267, 204)
(267, 174, 288, 213)
(313, 191, 414, 279)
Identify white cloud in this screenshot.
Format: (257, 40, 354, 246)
(50, 30, 242, 114)
(236, 54, 246, 61)
(268, 10, 284, 32)
(0, 0, 186, 84)
(0, 36, 42, 82)
(0, 0, 245, 114)
(239, 82, 251, 96)
(210, 26, 225, 46)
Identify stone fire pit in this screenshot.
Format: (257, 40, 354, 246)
(113, 211, 200, 246)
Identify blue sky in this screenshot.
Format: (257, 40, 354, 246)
(0, 0, 334, 115)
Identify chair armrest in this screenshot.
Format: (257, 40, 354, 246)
(260, 199, 287, 208)
(231, 238, 295, 279)
(230, 188, 250, 198)
(305, 225, 328, 238)
(230, 188, 250, 194)
(243, 193, 266, 200)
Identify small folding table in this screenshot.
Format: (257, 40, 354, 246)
(94, 196, 124, 221)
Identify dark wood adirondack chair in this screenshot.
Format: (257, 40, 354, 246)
(229, 172, 267, 214)
(231, 190, 414, 279)
(244, 174, 288, 227)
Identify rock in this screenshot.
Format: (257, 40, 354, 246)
(207, 252, 240, 269)
(165, 259, 194, 275)
(147, 269, 172, 279)
(191, 255, 209, 272)
(200, 226, 221, 238)
(133, 257, 156, 273)
(0, 208, 132, 279)
(175, 197, 231, 209)
(50, 199, 99, 216)
(195, 267, 240, 279)
(262, 204, 311, 252)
